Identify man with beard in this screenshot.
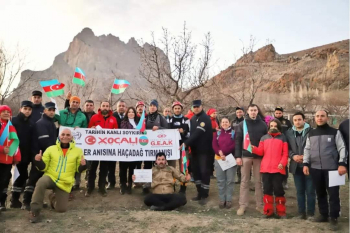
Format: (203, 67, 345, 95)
(274, 107, 292, 190)
(235, 104, 267, 216)
(133, 152, 190, 211)
(30, 91, 45, 124)
(182, 100, 213, 205)
(64, 92, 96, 124)
(10, 101, 34, 208)
(85, 101, 118, 197)
(168, 101, 190, 193)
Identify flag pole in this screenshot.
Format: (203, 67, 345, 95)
(5, 121, 9, 161)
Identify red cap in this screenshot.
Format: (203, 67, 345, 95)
(136, 101, 145, 108)
(0, 105, 12, 116)
(206, 108, 217, 116)
(172, 101, 183, 109)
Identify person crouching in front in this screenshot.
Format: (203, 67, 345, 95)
(252, 119, 289, 218)
(29, 128, 87, 223)
(133, 152, 191, 211)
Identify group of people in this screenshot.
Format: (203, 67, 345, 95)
(0, 90, 348, 231)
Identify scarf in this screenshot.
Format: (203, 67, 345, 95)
(148, 112, 158, 122)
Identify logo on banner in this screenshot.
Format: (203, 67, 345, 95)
(85, 136, 96, 145)
(157, 134, 167, 138)
(139, 136, 149, 146)
(72, 131, 82, 140)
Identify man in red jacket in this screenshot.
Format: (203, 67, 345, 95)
(0, 105, 21, 211)
(85, 101, 118, 197)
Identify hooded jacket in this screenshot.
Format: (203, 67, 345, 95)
(88, 109, 118, 129)
(252, 132, 289, 174)
(12, 112, 33, 163)
(285, 123, 312, 174)
(57, 107, 88, 128)
(34, 140, 86, 193)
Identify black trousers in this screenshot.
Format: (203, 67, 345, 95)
(88, 161, 109, 190)
(192, 153, 211, 198)
(23, 165, 44, 205)
(119, 162, 137, 186)
(262, 173, 285, 197)
(310, 168, 340, 218)
(0, 164, 12, 203)
(144, 193, 187, 210)
(11, 162, 30, 200)
(107, 161, 117, 187)
(136, 161, 142, 169)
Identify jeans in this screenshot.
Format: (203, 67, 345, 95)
(293, 167, 316, 215)
(214, 160, 236, 202)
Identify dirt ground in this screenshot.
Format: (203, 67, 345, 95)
(0, 172, 348, 233)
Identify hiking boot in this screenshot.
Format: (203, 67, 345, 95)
(21, 203, 30, 211)
(85, 189, 93, 197)
(29, 211, 41, 223)
(237, 207, 246, 216)
(120, 185, 126, 195)
(49, 193, 56, 209)
(199, 197, 208, 206)
(106, 184, 115, 190)
(312, 215, 329, 222)
(307, 214, 315, 221)
(256, 206, 264, 215)
(10, 199, 22, 209)
(72, 184, 80, 191)
(68, 192, 74, 201)
(219, 201, 225, 209)
(150, 205, 165, 211)
(329, 218, 338, 231)
(179, 186, 187, 194)
(226, 201, 232, 209)
(98, 188, 107, 197)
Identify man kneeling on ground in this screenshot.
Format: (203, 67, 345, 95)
(133, 152, 191, 211)
(30, 128, 87, 223)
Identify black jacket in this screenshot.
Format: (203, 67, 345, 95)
(168, 115, 190, 144)
(231, 117, 244, 129)
(275, 116, 292, 134)
(30, 103, 44, 124)
(185, 110, 213, 154)
(113, 112, 124, 128)
(285, 125, 312, 174)
(12, 113, 34, 163)
(235, 115, 268, 159)
(32, 114, 57, 156)
(339, 119, 349, 154)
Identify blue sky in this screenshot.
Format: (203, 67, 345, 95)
(0, 0, 348, 74)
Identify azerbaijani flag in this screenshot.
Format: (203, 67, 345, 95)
(181, 144, 187, 175)
(111, 79, 130, 94)
(73, 67, 86, 87)
(40, 79, 65, 97)
(243, 119, 252, 153)
(136, 109, 146, 132)
(0, 121, 19, 157)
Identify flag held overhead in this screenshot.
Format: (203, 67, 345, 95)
(111, 79, 130, 95)
(73, 67, 86, 87)
(40, 79, 65, 97)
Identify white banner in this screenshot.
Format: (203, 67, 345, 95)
(59, 127, 180, 161)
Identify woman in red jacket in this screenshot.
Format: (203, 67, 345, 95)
(252, 119, 288, 218)
(0, 105, 21, 211)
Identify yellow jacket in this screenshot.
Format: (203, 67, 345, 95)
(151, 165, 187, 194)
(40, 140, 84, 193)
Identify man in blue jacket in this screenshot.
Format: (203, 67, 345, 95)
(285, 112, 315, 220)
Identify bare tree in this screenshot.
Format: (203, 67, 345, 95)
(138, 22, 213, 107)
(0, 43, 33, 104)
